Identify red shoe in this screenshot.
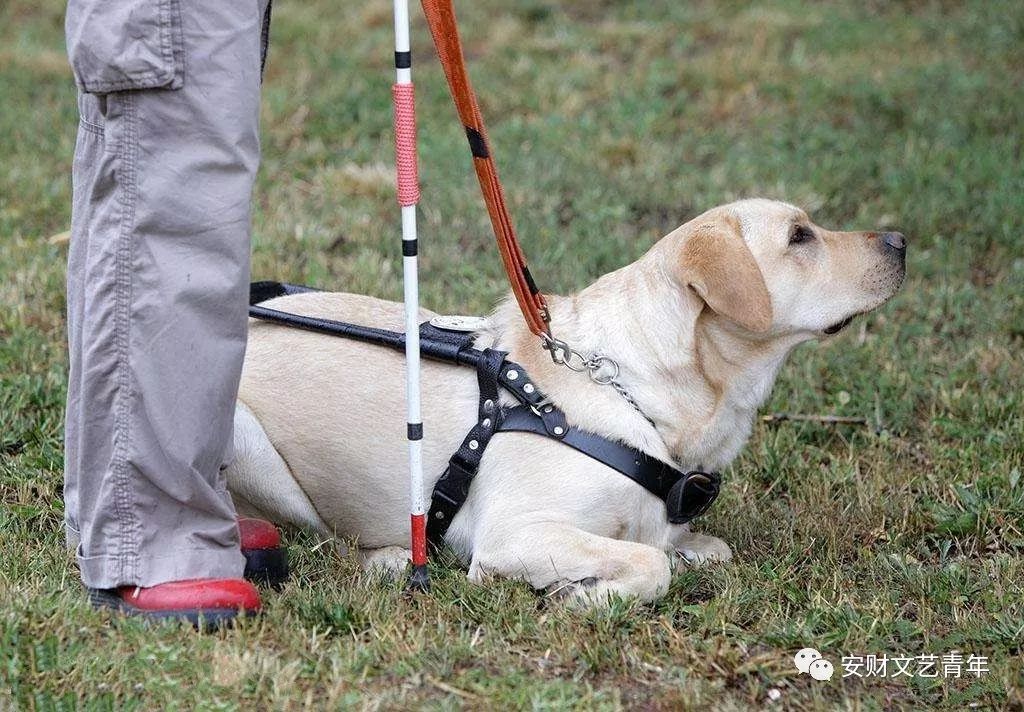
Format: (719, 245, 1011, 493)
(89, 578, 261, 629)
(239, 517, 289, 588)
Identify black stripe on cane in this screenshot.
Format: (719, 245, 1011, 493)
(465, 127, 489, 158)
(402, 239, 418, 257)
(407, 423, 423, 440)
(395, 51, 412, 69)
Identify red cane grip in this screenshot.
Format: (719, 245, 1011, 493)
(392, 83, 420, 207)
(410, 512, 428, 566)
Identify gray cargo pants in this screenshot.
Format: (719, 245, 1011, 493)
(65, 0, 271, 588)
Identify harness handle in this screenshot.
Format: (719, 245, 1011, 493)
(420, 0, 552, 338)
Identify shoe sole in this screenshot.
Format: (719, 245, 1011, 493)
(88, 589, 256, 631)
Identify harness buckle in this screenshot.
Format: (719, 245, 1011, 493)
(665, 471, 722, 524)
(528, 397, 554, 417)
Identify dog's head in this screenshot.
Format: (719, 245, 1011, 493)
(668, 198, 906, 337)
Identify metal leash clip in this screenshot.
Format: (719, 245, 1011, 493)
(540, 334, 655, 427)
(541, 335, 619, 384)
(541, 335, 587, 371)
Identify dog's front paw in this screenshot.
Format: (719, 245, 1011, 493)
(543, 577, 599, 602)
(675, 533, 732, 566)
(359, 546, 412, 579)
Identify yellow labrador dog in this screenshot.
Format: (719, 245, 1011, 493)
(225, 199, 906, 605)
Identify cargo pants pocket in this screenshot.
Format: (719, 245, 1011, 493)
(66, 0, 185, 93)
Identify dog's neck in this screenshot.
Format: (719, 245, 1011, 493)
(491, 254, 808, 470)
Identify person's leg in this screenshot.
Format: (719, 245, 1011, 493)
(65, 0, 270, 589)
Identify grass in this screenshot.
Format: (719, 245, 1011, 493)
(2, 0, 1023, 708)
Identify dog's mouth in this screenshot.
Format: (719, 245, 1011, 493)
(822, 315, 856, 335)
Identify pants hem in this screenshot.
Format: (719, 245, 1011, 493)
(78, 546, 246, 589)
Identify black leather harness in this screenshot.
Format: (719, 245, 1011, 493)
(249, 282, 721, 544)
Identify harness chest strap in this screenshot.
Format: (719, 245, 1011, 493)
(426, 352, 722, 544)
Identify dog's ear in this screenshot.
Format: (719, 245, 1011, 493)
(676, 212, 773, 333)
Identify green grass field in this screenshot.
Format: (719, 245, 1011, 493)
(2, 0, 1022, 708)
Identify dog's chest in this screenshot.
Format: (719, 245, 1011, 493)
(687, 410, 755, 470)
(671, 369, 780, 470)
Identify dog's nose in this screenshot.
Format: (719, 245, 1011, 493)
(881, 231, 906, 251)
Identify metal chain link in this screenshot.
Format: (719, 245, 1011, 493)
(540, 336, 657, 428)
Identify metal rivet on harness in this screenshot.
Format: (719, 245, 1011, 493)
(507, 369, 519, 380)
(469, 439, 479, 450)
(524, 383, 535, 394)
(483, 399, 494, 411)
(482, 418, 491, 428)
(553, 426, 565, 435)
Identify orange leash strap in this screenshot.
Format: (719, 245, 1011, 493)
(420, 0, 551, 338)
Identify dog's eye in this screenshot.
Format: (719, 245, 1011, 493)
(789, 225, 815, 245)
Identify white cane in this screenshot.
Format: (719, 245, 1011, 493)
(391, 0, 430, 590)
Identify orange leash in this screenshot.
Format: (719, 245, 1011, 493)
(420, 0, 552, 338)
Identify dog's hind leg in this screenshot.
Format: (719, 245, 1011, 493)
(224, 400, 329, 532)
(467, 524, 672, 608)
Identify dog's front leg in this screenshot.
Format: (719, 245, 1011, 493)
(467, 523, 672, 607)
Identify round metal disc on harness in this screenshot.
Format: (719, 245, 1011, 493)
(429, 315, 489, 332)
